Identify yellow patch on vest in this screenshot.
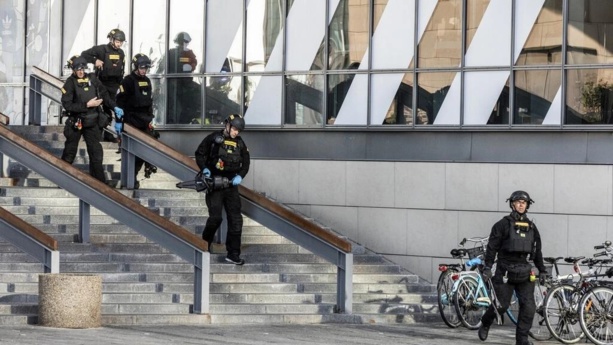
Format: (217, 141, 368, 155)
(223, 140, 237, 147)
(179, 57, 191, 63)
(109, 54, 120, 60)
(61, 88, 66, 94)
(515, 222, 529, 227)
(77, 78, 89, 83)
(138, 81, 149, 87)
(119, 85, 124, 93)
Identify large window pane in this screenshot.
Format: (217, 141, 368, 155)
(514, 70, 561, 124)
(327, 71, 366, 125)
(417, 72, 455, 125)
(205, 75, 241, 125)
(63, 0, 94, 75)
(285, 0, 326, 71)
(380, 73, 413, 125)
(417, 0, 462, 69)
(0, 87, 24, 125)
(568, 0, 613, 65)
(465, 0, 489, 55)
(372, 0, 415, 70)
(133, 0, 166, 70)
(515, 0, 562, 66)
(26, 0, 51, 72)
(244, 75, 283, 125)
(246, 0, 284, 72)
(316, 0, 368, 70)
(206, 0, 243, 73)
(165, 0, 204, 75)
(1, 0, 26, 83)
(285, 74, 324, 125)
(464, 71, 509, 125)
(566, 68, 613, 124)
(166, 76, 203, 125)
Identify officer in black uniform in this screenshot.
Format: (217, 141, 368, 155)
(60, 55, 122, 183)
(478, 190, 548, 345)
(81, 28, 126, 142)
(195, 114, 250, 265)
(116, 53, 158, 189)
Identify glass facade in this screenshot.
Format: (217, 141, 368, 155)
(4, 0, 613, 127)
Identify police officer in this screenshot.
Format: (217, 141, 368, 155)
(81, 28, 126, 142)
(478, 190, 548, 345)
(116, 53, 158, 189)
(60, 55, 123, 183)
(195, 114, 250, 265)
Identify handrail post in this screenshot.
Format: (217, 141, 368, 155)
(192, 250, 210, 314)
(45, 250, 60, 273)
(78, 199, 90, 243)
(120, 136, 137, 189)
(336, 252, 353, 314)
(29, 76, 42, 125)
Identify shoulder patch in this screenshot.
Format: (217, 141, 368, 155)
(61, 88, 66, 94)
(119, 85, 124, 93)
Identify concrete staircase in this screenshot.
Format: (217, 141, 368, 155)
(0, 125, 437, 325)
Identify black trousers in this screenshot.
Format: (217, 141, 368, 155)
(61, 118, 105, 183)
(481, 271, 536, 345)
(202, 186, 243, 257)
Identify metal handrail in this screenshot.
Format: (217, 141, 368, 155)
(0, 124, 210, 314)
(120, 124, 354, 313)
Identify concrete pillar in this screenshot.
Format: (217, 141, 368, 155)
(38, 274, 102, 328)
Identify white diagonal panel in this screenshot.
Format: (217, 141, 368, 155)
(463, 71, 508, 125)
(336, 0, 422, 125)
(542, 86, 562, 125)
(205, 0, 245, 73)
(514, 0, 546, 63)
(465, 1, 511, 67)
(433, 73, 461, 125)
(245, 76, 283, 125)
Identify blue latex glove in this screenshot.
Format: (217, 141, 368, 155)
(232, 175, 242, 186)
(114, 107, 124, 119)
(114, 122, 122, 135)
(202, 168, 211, 178)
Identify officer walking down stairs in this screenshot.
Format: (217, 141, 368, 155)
(195, 114, 250, 265)
(478, 190, 548, 345)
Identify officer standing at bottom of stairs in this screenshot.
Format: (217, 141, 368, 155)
(195, 114, 250, 265)
(60, 55, 123, 184)
(477, 190, 548, 345)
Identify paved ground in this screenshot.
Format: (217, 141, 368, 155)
(0, 323, 560, 345)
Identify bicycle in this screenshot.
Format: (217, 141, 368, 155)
(577, 241, 613, 345)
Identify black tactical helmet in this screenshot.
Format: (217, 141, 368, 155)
(174, 32, 192, 44)
(107, 29, 126, 41)
(506, 190, 534, 209)
(67, 55, 88, 70)
(225, 114, 245, 131)
(132, 53, 152, 70)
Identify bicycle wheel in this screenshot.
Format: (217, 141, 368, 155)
(437, 269, 461, 328)
(529, 280, 552, 341)
(544, 284, 584, 344)
(578, 286, 613, 345)
(453, 275, 487, 329)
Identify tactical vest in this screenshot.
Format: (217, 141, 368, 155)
(502, 216, 536, 254)
(212, 135, 243, 173)
(100, 45, 123, 79)
(72, 75, 99, 128)
(129, 75, 153, 109)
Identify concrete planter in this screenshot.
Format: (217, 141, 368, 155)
(38, 274, 102, 328)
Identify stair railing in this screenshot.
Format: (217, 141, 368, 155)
(29, 66, 64, 125)
(0, 124, 210, 314)
(120, 124, 354, 313)
(0, 111, 59, 273)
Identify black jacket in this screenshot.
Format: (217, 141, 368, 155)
(60, 73, 116, 116)
(195, 130, 250, 180)
(484, 213, 548, 273)
(80, 43, 125, 86)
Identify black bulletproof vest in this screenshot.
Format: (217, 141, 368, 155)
(214, 137, 243, 173)
(502, 217, 536, 254)
(101, 45, 123, 79)
(73, 76, 98, 115)
(129, 75, 153, 109)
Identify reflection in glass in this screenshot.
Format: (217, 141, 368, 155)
(285, 74, 324, 125)
(417, 0, 462, 69)
(0, 87, 24, 124)
(133, 0, 166, 71)
(568, 0, 613, 65)
(379, 73, 414, 125)
(166, 0, 204, 75)
(463, 71, 509, 125)
(373, 0, 387, 32)
(149, 78, 164, 125)
(244, 75, 283, 124)
(205, 75, 241, 125)
(26, 0, 49, 71)
(63, 0, 95, 73)
(465, 0, 489, 54)
(417, 72, 455, 125)
(515, 0, 562, 66)
(313, 0, 368, 70)
(488, 78, 510, 125)
(566, 69, 613, 124)
(514, 70, 561, 124)
(0, 1, 25, 83)
(166, 76, 202, 124)
(246, 0, 284, 72)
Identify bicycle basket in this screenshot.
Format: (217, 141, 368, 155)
(466, 246, 485, 259)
